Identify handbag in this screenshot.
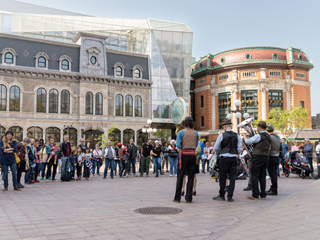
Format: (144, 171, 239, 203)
(196, 142, 201, 155)
(7, 142, 20, 167)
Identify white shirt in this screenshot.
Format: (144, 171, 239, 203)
(316, 144, 320, 154)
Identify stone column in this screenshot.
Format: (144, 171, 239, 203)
(23, 128, 28, 140)
(262, 89, 267, 120)
(232, 89, 238, 130)
(211, 92, 216, 131)
(120, 129, 123, 144)
(135, 130, 138, 146)
(286, 89, 291, 110)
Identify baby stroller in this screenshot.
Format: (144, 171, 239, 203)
(284, 151, 311, 179)
(208, 154, 219, 182)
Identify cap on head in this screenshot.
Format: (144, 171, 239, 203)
(5, 130, 14, 136)
(266, 123, 275, 131)
(155, 140, 159, 144)
(257, 121, 267, 129)
(117, 142, 122, 146)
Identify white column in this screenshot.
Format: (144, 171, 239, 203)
(120, 130, 123, 144)
(23, 128, 28, 140)
(286, 90, 291, 110)
(262, 89, 267, 120)
(135, 130, 138, 146)
(232, 91, 238, 130)
(211, 93, 216, 131)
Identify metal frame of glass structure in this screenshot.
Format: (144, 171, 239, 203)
(0, 12, 193, 123)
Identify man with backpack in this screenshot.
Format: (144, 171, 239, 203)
(60, 135, 71, 181)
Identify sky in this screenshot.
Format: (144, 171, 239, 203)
(17, 0, 320, 115)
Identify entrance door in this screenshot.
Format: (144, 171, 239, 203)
(84, 129, 103, 149)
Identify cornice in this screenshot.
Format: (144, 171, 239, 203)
(194, 85, 210, 93)
(106, 49, 149, 58)
(0, 66, 152, 88)
(72, 31, 108, 43)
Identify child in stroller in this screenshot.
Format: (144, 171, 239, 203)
(284, 146, 311, 179)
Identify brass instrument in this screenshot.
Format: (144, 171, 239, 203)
(237, 118, 256, 158)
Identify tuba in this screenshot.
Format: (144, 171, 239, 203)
(237, 118, 256, 158)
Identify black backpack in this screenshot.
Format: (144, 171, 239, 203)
(61, 171, 70, 182)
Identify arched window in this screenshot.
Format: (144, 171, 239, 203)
(49, 89, 58, 113)
(125, 95, 133, 116)
(115, 94, 123, 116)
(1, 126, 5, 139)
(135, 96, 142, 117)
(86, 92, 93, 115)
(123, 129, 135, 145)
(46, 127, 60, 142)
(109, 128, 121, 144)
(63, 128, 77, 144)
(0, 85, 7, 111)
(61, 90, 70, 114)
(27, 127, 43, 140)
(4, 53, 13, 64)
(116, 66, 123, 77)
(38, 57, 46, 68)
(8, 126, 23, 142)
(9, 86, 20, 111)
(61, 60, 69, 70)
(95, 92, 103, 115)
(36, 88, 47, 113)
(134, 69, 141, 79)
(137, 129, 148, 147)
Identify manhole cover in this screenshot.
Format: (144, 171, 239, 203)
(134, 207, 183, 215)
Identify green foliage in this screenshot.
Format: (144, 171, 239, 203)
(96, 124, 118, 148)
(152, 129, 171, 142)
(252, 106, 309, 137)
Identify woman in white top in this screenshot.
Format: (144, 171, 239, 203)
(92, 144, 103, 176)
(76, 146, 84, 180)
(83, 148, 92, 180)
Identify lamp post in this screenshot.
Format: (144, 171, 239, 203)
(142, 119, 157, 139)
(63, 121, 73, 136)
(226, 99, 250, 134)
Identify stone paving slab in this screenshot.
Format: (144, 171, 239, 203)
(0, 171, 318, 239)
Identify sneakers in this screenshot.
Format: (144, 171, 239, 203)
(212, 195, 225, 201)
(139, 174, 143, 177)
(18, 183, 24, 188)
(92, 174, 95, 176)
(170, 175, 173, 177)
(48, 177, 51, 180)
(281, 173, 285, 175)
(40, 177, 44, 180)
(0, 181, 4, 185)
(266, 176, 270, 179)
(134, 174, 138, 177)
(103, 176, 106, 179)
(155, 175, 159, 177)
(124, 175, 128, 178)
(97, 174, 101, 176)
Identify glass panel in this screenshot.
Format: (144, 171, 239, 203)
(61, 60, 69, 70)
(95, 92, 103, 115)
(135, 96, 142, 117)
(137, 129, 148, 147)
(269, 90, 283, 111)
(8, 126, 22, 142)
(37, 88, 46, 113)
(49, 89, 58, 113)
(27, 127, 43, 141)
(63, 128, 77, 145)
(86, 92, 93, 114)
(9, 86, 20, 111)
(1, 126, 6, 139)
(125, 95, 133, 116)
(4, 53, 13, 64)
(45, 127, 60, 142)
(116, 66, 122, 76)
(123, 129, 135, 145)
(115, 95, 123, 116)
(0, 85, 7, 111)
(38, 57, 46, 67)
(61, 90, 70, 114)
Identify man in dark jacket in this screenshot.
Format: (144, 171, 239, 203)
(127, 139, 138, 177)
(60, 135, 71, 179)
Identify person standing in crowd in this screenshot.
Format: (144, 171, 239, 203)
(266, 123, 281, 196)
(280, 138, 289, 176)
(244, 121, 271, 200)
(303, 138, 314, 174)
(76, 146, 84, 180)
(118, 143, 128, 177)
(0, 130, 20, 191)
(17, 138, 30, 188)
(316, 142, 320, 177)
(78, 139, 87, 152)
(60, 135, 71, 179)
(33, 140, 41, 183)
(151, 140, 163, 177)
(291, 140, 300, 151)
(168, 140, 179, 177)
(83, 147, 92, 180)
(25, 139, 35, 184)
(173, 116, 199, 203)
(92, 144, 102, 176)
(162, 142, 169, 173)
(140, 139, 152, 177)
(212, 119, 242, 202)
(201, 142, 210, 173)
(114, 143, 120, 175)
(69, 149, 77, 180)
(46, 137, 57, 181)
(198, 140, 205, 170)
(207, 141, 215, 172)
(70, 140, 76, 150)
(38, 139, 44, 149)
(102, 140, 116, 179)
(127, 139, 138, 177)
(39, 141, 48, 180)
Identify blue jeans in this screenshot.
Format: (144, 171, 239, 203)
(25, 161, 34, 183)
(104, 158, 115, 177)
(2, 163, 18, 188)
(127, 158, 136, 175)
(153, 157, 161, 175)
(169, 157, 178, 175)
(60, 157, 69, 177)
(93, 160, 101, 174)
(115, 160, 122, 173)
(307, 157, 314, 173)
(41, 162, 47, 178)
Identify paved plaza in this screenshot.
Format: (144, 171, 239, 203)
(0, 170, 319, 240)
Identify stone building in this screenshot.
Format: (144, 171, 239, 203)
(0, 32, 151, 146)
(190, 46, 313, 141)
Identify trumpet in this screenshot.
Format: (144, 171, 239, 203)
(237, 118, 256, 158)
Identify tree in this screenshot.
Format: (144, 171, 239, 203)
(152, 129, 171, 142)
(96, 124, 118, 148)
(253, 106, 309, 137)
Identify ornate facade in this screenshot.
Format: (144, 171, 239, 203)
(191, 46, 313, 141)
(0, 32, 151, 146)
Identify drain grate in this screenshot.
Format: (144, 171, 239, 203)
(135, 207, 183, 215)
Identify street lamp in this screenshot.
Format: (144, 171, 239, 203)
(63, 121, 73, 136)
(227, 99, 249, 134)
(142, 119, 157, 139)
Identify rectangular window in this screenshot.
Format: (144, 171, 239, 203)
(269, 90, 283, 111)
(242, 71, 256, 78)
(241, 90, 258, 121)
(270, 71, 281, 77)
(201, 116, 204, 127)
(218, 74, 228, 81)
(200, 95, 204, 108)
(198, 79, 206, 85)
(218, 92, 231, 129)
(300, 101, 304, 108)
(296, 72, 305, 78)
